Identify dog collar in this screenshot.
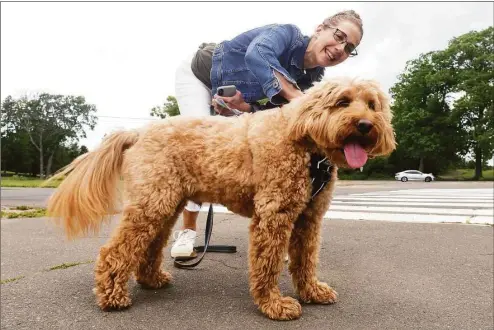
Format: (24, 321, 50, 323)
(310, 153, 334, 199)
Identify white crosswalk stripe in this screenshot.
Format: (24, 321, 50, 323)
(324, 188, 493, 224)
(200, 188, 493, 225)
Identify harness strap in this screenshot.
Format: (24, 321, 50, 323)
(310, 153, 334, 199)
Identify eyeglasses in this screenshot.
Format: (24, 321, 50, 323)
(323, 24, 358, 57)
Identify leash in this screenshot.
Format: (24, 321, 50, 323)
(173, 204, 236, 269)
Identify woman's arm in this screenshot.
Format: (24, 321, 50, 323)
(273, 71, 304, 101)
(214, 71, 303, 114)
(244, 24, 303, 104)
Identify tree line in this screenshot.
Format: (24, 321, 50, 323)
(1, 93, 96, 178)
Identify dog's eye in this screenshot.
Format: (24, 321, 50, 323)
(368, 101, 376, 111)
(335, 98, 350, 107)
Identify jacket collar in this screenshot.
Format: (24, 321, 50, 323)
(291, 36, 326, 81)
(291, 35, 310, 70)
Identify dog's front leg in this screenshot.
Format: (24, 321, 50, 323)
(248, 210, 302, 321)
(288, 185, 338, 305)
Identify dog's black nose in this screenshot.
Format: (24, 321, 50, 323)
(357, 119, 373, 135)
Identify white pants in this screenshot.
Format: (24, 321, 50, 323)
(174, 53, 211, 212)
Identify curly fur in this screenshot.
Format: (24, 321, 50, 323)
(46, 77, 396, 320)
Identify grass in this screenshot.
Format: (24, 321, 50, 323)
(1, 207, 46, 219)
(439, 168, 494, 181)
(0, 276, 25, 284)
(47, 260, 93, 271)
(1, 260, 94, 285)
(14, 205, 30, 210)
(1, 176, 61, 188)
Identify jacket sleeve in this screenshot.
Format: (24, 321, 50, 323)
(245, 24, 301, 105)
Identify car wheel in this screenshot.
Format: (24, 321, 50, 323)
(425, 177, 432, 182)
(401, 177, 408, 182)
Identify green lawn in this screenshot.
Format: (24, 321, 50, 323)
(1, 177, 61, 188)
(0, 206, 47, 219)
(439, 168, 494, 181)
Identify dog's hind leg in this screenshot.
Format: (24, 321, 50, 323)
(135, 202, 185, 289)
(248, 195, 306, 320)
(93, 187, 183, 311)
(288, 185, 338, 305)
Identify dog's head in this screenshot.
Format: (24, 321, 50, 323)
(287, 78, 396, 169)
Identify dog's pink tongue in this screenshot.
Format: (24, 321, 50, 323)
(343, 143, 368, 169)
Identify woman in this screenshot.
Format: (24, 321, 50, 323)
(171, 10, 363, 259)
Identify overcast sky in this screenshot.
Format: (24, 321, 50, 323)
(1, 1, 493, 151)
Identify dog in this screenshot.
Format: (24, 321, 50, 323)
(46, 77, 396, 320)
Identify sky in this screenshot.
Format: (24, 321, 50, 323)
(1, 1, 493, 153)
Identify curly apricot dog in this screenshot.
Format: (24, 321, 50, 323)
(46, 78, 396, 320)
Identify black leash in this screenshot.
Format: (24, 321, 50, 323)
(173, 204, 236, 269)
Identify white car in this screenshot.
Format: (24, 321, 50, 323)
(395, 170, 435, 182)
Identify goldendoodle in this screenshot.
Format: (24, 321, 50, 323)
(46, 77, 396, 320)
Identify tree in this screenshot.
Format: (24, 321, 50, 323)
(390, 51, 461, 174)
(0, 129, 36, 175)
(150, 96, 180, 119)
(1, 129, 89, 176)
(441, 27, 494, 179)
(389, 27, 493, 179)
(1, 93, 97, 177)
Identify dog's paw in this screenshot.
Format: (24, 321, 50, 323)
(94, 288, 132, 311)
(136, 270, 172, 289)
(299, 281, 338, 304)
(259, 296, 302, 320)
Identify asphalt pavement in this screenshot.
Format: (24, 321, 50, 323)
(1, 181, 493, 329)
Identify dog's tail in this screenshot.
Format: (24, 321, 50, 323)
(45, 130, 139, 239)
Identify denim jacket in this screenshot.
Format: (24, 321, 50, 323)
(210, 24, 325, 105)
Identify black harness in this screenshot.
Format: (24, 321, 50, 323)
(309, 153, 334, 199)
(174, 153, 333, 269)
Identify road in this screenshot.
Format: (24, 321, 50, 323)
(2, 180, 493, 206)
(1, 181, 493, 329)
(3, 181, 492, 224)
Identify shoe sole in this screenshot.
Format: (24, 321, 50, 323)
(171, 250, 198, 260)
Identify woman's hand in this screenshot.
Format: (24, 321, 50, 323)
(212, 90, 251, 116)
(212, 98, 235, 116)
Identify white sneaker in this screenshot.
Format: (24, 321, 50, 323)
(171, 229, 197, 259)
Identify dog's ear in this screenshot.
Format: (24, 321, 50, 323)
(364, 80, 397, 156)
(366, 80, 393, 122)
(287, 80, 341, 141)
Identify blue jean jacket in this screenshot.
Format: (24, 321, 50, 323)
(210, 24, 325, 105)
